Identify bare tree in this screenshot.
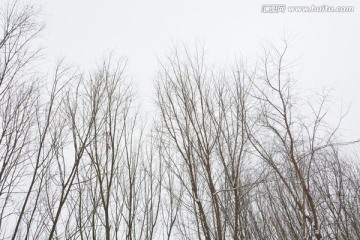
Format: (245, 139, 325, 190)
(60, 56, 162, 240)
(0, 1, 44, 238)
(154, 43, 360, 240)
(246, 41, 360, 240)
(155, 46, 263, 239)
(1, 1, 360, 239)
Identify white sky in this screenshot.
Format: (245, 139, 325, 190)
(35, 0, 360, 139)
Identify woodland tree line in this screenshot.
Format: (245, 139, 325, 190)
(1, 1, 360, 239)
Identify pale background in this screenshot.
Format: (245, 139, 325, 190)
(34, 0, 360, 140)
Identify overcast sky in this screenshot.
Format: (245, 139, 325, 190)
(35, 0, 360, 139)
